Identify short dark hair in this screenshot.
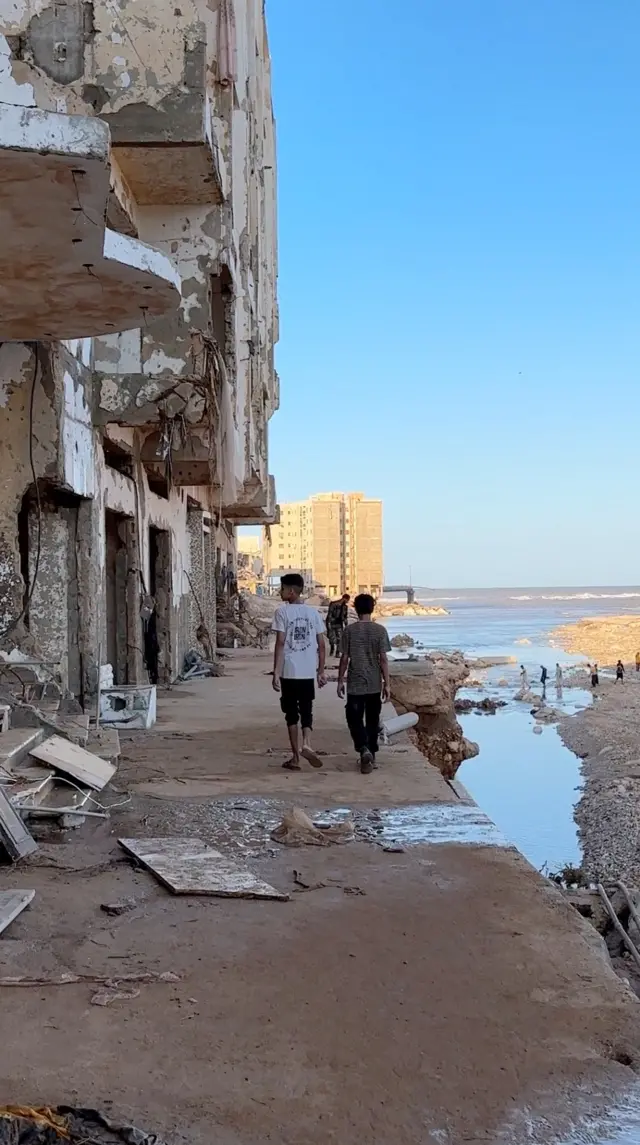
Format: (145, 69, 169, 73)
(342, 593, 351, 601)
(281, 573, 304, 591)
(354, 593, 375, 616)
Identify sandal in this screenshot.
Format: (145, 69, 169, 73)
(282, 758, 302, 771)
(301, 746, 323, 769)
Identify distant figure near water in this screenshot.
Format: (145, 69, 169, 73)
(636, 650, 640, 673)
(520, 665, 529, 690)
(616, 660, 625, 683)
(555, 663, 563, 688)
(540, 665, 548, 688)
(590, 663, 599, 689)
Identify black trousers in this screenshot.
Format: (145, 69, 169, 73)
(345, 692, 382, 755)
(280, 678, 315, 728)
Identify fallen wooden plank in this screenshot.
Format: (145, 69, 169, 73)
(119, 837, 289, 900)
(29, 735, 116, 791)
(0, 890, 35, 935)
(0, 788, 37, 861)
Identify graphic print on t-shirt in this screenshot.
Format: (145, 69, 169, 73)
(290, 617, 312, 651)
(272, 603, 325, 680)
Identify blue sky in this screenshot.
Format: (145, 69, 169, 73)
(263, 0, 640, 587)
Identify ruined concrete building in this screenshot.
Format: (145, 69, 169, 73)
(0, 0, 279, 701)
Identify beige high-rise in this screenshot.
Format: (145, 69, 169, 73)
(264, 493, 383, 596)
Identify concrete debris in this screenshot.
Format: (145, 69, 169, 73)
(178, 649, 225, 681)
(91, 986, 141, 1007)
(0, 971, 181, 987)
(30, 735, 116, 791)
(100, 897, 138, 916)
(0, 890, 35, 934)
(0, 788, 38, 861)
(271, 807, 355, 847)
(119, 836, 290, 899)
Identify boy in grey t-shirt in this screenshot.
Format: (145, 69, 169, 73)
(337, 593, 391, 774)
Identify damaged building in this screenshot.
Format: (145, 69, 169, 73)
(0, 0, 279, 708)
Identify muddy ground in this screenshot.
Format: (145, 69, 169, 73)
(0, 651, 639, 1145)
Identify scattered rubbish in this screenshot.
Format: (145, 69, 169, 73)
(0, 788, 38, 861)
(29, 735, 116, 791)
(0, 890, 35, 934)
(343, 885, 366, 896)
(99, 685, 156, 730)
(293, 869, 326, 892)
(100, 897, 138, 916)
(90, 986, 140, 1007)
(382, 844, 405, 854)
(271, 807, 355, 847)
(0, 970, 180, 987)
(119, 836, 289, 899)
(0, 1105, 170, 1145)
(178, 649, 224, 681)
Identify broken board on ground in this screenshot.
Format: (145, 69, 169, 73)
(29, 735, 116, 791)
(0, 890, 35, 934)
(119, 837, 289, 900)
(0, 787, 37, 861)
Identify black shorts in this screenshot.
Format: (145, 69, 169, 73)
(280, 678, 315, 728)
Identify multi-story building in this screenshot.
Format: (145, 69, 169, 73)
(264, 493, 383, 597)
(0, 0, 279, 700)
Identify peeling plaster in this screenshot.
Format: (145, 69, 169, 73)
(0, 34, 35, 105)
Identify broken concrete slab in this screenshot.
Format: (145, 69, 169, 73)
(0, 889, 35, 935)
(29, 735, 116, 791)
(0, 728, 45, 773)
(0, 788, 38, 861)
(119, 837, 289, 899)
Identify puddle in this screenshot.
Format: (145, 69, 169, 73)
(133, 795, 510, 858)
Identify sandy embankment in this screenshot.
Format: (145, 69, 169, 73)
(553, 614, 640, 666)
(553, 614, 640, 884)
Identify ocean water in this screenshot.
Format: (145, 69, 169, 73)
(381, 586, 640, 870)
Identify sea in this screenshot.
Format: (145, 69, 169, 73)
(380, 586, 640, 873)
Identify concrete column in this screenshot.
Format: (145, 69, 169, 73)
(187, 507, 205, 648)
(28, 504, 69, 689)
(76, 497, 104, 702)
(203, 524, 217, 651)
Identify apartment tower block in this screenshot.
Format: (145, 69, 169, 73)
(264, 492, 383, 596)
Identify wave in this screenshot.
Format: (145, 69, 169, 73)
(510, 592, 640, 602)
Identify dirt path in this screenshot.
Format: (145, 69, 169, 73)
(1, 650, 639, 1144)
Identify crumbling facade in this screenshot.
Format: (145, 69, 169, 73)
(0, 0, 279, 701)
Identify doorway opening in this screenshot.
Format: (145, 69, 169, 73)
(148, 525, 172, 685)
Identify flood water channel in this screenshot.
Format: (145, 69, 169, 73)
(379, 590, 638, 872)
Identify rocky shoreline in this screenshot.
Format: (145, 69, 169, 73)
(552, 613, 640, 886)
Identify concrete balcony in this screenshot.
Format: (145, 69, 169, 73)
(98, 46, 225, 206)
(0, 105, 181, 341)
(224, 475, 279, 525)
(95, 372, 204, 428)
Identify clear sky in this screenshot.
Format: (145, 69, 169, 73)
(264, 0, 640, 588)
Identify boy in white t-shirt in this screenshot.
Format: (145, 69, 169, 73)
(271, 573, 326, 770)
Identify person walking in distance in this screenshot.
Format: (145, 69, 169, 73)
(519, 665, 529, 691)
(337, 593, 391, 774)
(540, 665, 548, 694)
(591, 662, 599, 689)
(616, 659, 625, 684)
(326, 593, 350, 658)
(271, 573, 326, 770)
(555, 663, 563, 689)
(635, 650, 640, 673)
